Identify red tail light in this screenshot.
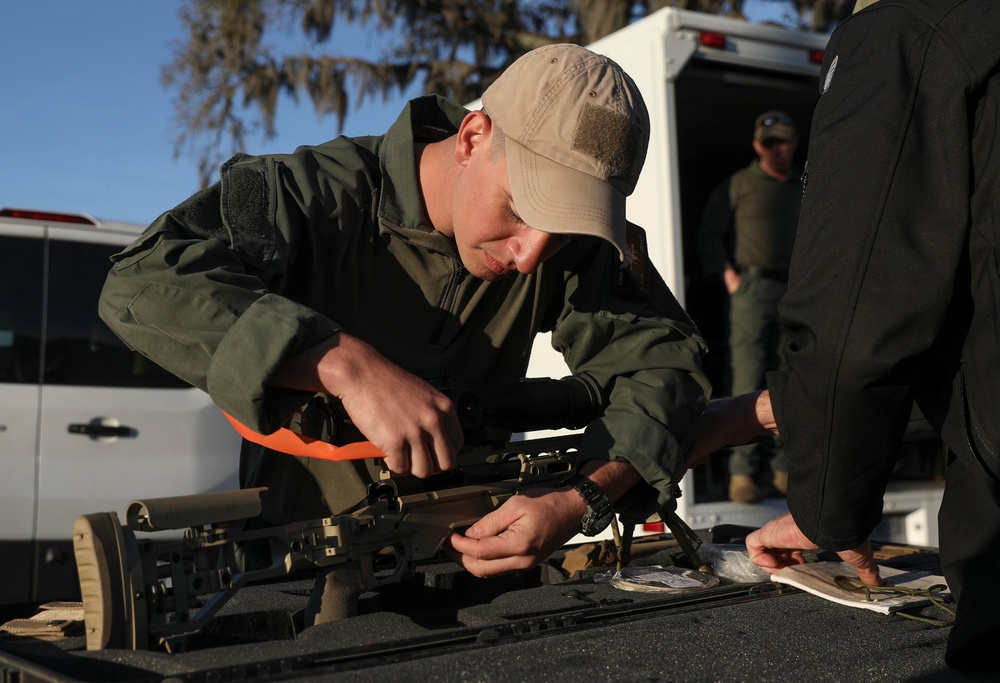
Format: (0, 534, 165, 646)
(698, 31, 727, 49)
(0, 208, 98, 226)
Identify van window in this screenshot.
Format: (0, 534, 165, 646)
(0, 236, 43, 383)
(0, 235, 186, 389)
(44, 240, 187, 388)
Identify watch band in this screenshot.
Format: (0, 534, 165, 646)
(561, 473, 615, 536)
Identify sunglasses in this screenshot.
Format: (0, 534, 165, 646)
(759, 115, 796, 128)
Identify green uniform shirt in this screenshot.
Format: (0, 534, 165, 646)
(99, 95, 710, 518)
(698, 160, 801, 277)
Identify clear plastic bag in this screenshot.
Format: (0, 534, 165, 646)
(603, 565, 720, 593)
(698, 543, 771, 583)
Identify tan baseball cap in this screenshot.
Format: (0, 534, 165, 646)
(754, 111, 797, 142)
(481, 44, 650, 261)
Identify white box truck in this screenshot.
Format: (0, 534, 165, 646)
(522, 8, 945, 546)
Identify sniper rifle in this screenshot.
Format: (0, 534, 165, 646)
(73, 374, 639, 653)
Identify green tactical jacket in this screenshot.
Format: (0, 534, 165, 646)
(99, 95, 710, 515)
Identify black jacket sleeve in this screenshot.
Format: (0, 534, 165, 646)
(696, 178, 735, 278)
(774, 1, 980, 550)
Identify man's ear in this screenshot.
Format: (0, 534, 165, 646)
(455, 111, 490, 166)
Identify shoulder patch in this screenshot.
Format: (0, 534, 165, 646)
(823, 55, 838, 94)
(222, 158, 268, 242)
(171, 184, 227, 243)
(219, 153, 276, 267)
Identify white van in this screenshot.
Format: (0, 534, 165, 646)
(0, 208, 241, 605)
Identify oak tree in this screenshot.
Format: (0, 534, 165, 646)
(163, 0, 853, 185)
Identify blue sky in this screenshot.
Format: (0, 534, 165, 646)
(1, 2, 416, 225)
(2, 2, 793, 227)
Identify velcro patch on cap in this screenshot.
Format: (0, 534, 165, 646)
(573, 102, 638, 177)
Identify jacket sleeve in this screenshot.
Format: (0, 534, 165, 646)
(774, 5, 973, 550)
(99, 151, 363, 434)
(696, 177, 735, 278)
(547, 224, 712, 510)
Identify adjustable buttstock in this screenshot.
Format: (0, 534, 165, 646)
(126, 487, 269, 532)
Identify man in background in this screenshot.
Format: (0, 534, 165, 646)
(697, 111, 801, 503)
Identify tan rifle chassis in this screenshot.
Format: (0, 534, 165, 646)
(73, 433, 585, 653)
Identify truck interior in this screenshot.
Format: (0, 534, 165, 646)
(674, 58, 818, 389)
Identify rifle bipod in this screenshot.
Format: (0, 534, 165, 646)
(609, 507, 711, 576)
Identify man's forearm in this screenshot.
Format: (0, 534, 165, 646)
(684, 390, 779, 473)
(578, 459, 642, 503)
(270, 331, 361, 395)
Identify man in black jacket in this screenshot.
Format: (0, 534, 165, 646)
(746, 0, 1000, 671)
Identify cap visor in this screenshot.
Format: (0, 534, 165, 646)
(506, 139, 627, 260)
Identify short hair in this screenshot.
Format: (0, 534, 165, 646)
(487, 114, 506, 164)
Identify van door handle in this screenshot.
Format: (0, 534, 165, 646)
(68, 423, 138, 438)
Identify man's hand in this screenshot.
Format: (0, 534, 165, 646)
(446, 459, 640, 577)
(723, 267, 742, 295)
(445, 486, 586, 577)
(332, 342, 463, 478)
(746, 513, 882, 585)
(684, 391, 778, 474)
(272, 333, 464, 478)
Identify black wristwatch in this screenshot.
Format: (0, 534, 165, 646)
(561, 473, 615, 536)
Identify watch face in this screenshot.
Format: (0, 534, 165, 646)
(581, 507, 614, 536)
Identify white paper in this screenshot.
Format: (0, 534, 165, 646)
(771, 561, 950, 614)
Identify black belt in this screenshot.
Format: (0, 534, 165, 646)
(740, 265, 788, 282)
